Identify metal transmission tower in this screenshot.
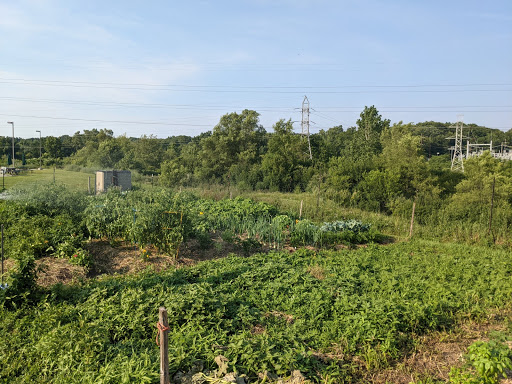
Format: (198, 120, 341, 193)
(301, 96, 313, 160)
(451, 115, 465, 172)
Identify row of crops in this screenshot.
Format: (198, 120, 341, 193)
(87, 189, 379, 253)
(0, 185, 378, 268)
(1, 241, 512, 383)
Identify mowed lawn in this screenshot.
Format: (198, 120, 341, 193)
(1, 168, 95, 191)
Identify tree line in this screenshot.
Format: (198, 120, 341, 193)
(3, 106, 512, 240)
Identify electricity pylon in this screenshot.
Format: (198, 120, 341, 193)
(301, 96, 313, 160)
(451, 115, 464, 172)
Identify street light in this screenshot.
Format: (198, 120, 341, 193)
(7, 122, 14, 167)
(36, 130, 42, 169)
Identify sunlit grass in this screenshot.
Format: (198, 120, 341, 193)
(1, 168, 94, 192)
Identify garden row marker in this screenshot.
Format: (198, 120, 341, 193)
(158, 307, 170, 384)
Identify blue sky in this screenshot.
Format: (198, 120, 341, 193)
(1, 0, 511, 138)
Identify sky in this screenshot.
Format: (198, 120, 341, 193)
(1, 0, 511, 139)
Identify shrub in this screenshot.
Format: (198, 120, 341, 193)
(3, 251, 38, 308)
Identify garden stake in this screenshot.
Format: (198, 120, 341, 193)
(157, 307, 170, 384)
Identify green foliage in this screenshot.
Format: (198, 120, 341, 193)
(0, 184, 90, 261)
(69, 248, 91, 267)
(467, 340, 512, 383)
(1, 241, 512, 382)
(195, 109, 266, 183)
(261, 119, 311, 192)
(9, 183, 88, 221)
(450, 336, 512, 384)
(84, 188, 194, 255)
(2, 252, 38, 307)
(44, 136, 63, 160)
(290, 219, 317, 246)
(347, 105, 390, 160)
(196, 230, 213, 250)
(8, 111, 512, 245)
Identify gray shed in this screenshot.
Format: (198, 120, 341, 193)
(96, 170, 132, 193)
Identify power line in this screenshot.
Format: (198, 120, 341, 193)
(3, 96, 512, 113)
(0, 113, 211, 126)
(2, 81, 509, 93)
(2, 77, 511, 88)
(1, 78, 511, 93)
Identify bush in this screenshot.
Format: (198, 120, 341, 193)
(450, 338, 512, 384)
(2, 251, 38, 308)
(290, 219, 317, 246)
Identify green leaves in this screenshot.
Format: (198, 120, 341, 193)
(84, 189, 193, 255)
(2, 241, 512, 382)
(450, 337, 512, 384)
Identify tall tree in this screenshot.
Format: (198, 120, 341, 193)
(132, 135, 165, 174)
(197, 110, 266, 182)
(348, 106, 390, 160)
(261, 119, 310, 192)
(44, 136, 62, 160)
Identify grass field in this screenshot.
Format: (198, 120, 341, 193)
(1, 168, 95, 192)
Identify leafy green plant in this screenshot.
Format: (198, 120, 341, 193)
(468, 340, 511, 383)
(449, 336, 512, 384)
(1, 241, 512, 382)
(196, 230, 213, 250)
(69, 248, 91, 267)
(234, 237, 261, 256)
(290, 219, 317, 246)
(221, 230, 235, 243)
(3, 251, 38, 307)
(139, 247, 151, 261)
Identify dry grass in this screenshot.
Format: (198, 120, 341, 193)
(307, 264, 326, 280)
(1, 233, 264, 288)
(2, 257, 87, 287)
(265, 310, 295, 324)
(363, 312, 512, 384)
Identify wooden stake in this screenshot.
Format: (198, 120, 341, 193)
(159, 307, 170, 384)
(408, 200, 416, 239)
(299, 200, 303, 218)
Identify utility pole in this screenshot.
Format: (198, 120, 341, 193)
(7, 122, 14, 167)
(450, 115, 464, 172)
(301, 96, 313, 160)
(36, 130, 42, 169)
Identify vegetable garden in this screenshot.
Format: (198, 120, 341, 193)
(1, 185, 378, 272)
(1, 185, 511, 383)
